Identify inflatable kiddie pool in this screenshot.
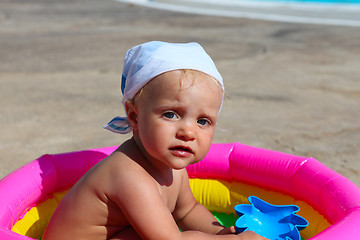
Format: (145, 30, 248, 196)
(1, 142, 360, 239)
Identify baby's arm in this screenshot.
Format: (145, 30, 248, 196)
(112, 160, 266, 240)
(173, 171, 267, 239)
(175, 198, 238, 235)
(108, 146, 261, 240)
(172, 172, 225, 234)
(173, 171, 235, 234)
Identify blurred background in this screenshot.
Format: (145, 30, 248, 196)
(0, 0, 359, 185)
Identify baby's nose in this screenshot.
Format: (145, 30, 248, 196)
(176, 124, 195, 141)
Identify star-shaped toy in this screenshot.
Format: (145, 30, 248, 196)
(235, 196, 308, 240)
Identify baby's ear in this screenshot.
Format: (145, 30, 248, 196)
(125, 101, 138, 131)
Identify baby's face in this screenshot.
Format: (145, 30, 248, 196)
(132, 70, 223, 171)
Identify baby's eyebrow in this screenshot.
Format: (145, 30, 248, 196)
(155, 104, 185, 112)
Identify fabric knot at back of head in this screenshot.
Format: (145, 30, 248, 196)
(104, 41, 224, 134)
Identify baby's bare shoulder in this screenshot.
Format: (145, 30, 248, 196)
(91, 151, 146, 188)
(93, 148, 154, 194)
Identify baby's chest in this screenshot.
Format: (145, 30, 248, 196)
(157, 181, 181, 213)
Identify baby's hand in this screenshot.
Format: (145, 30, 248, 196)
(217, 227, 268, 239)
(216, 226, 237, 235)
(237, 230, 269, 240)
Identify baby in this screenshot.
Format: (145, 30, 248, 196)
(43, 41, 267, 240)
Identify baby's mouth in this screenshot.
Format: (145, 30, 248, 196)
(170, 146, 194, 154)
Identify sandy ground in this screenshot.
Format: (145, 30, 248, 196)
(0, 0, 359, 186)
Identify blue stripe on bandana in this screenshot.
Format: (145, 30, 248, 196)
(103, 116, 132, 134)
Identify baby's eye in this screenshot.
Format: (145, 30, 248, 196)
(197, 118, 210, 126)
(163, 111, 178, 119)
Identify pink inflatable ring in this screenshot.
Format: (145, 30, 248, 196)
(0, 142, 360, 239)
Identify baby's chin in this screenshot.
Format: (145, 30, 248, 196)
(168, 159, 199, 170)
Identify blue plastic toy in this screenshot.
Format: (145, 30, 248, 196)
(234, 196, 308, 240)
